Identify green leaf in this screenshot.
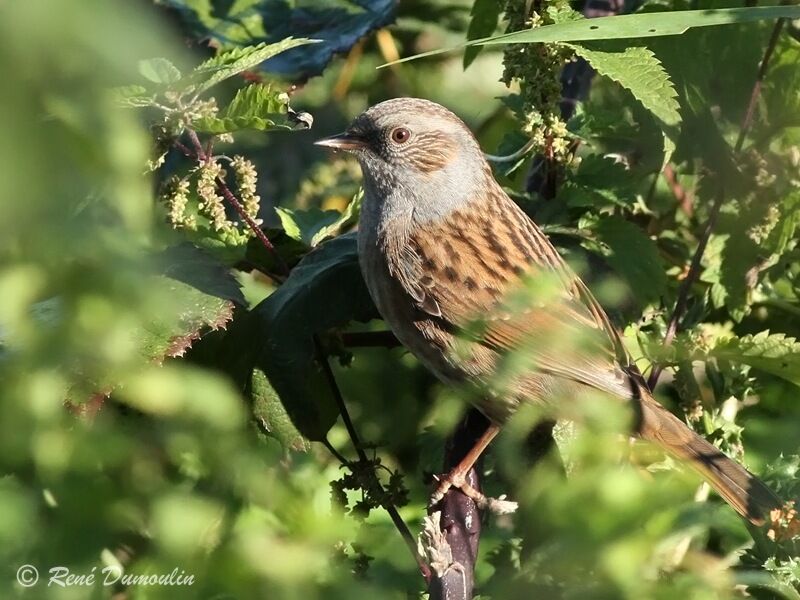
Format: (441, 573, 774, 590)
(193, 83, 307, 133)
(593, 217, 667, 306)
(188, 38, 315, 94)
(276, 191, 362, 247)
(112, 85, 156, 108)
(382, 6, 800, 66)
(138, 58, 182, 84)
(566, 44, 680, 165)
(558, 154, 637, 209)
(709, 331, 800, 388)
(463, 0, 502, 69)
(142, 245, 246, 362)
(250, 368, 311, 452)
(248, 234, 377, 441)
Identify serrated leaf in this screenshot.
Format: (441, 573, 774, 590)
(247, 234, 378, 441)
(163, 0, 395, 80)
(138, 58, 182, 84)
(189, 38, 314, 94)
(463, 0, 502, 69)
(566, 44, 680, 165)
(250, 368, 310, 452)
(708, 332, 800, 388)
(593, 217, 667, 306)
(383, 6, 800, 66)
(193, 83, 305, 133)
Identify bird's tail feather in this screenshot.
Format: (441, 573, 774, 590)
(635, 387, 780, 526)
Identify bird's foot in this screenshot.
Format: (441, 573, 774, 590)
(429, 472, 518, 515)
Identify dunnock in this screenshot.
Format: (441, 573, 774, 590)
(317, 97, 779, 524)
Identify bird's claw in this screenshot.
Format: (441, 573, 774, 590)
(429, 472, 518, 515)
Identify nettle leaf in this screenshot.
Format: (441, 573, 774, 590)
(566, 44, 680, 165)
(138, 58, 182, 84)
(707, 332, 800, 388)
(592, 217, 667, 306)
(463, 0, 502, 69)
(248, 234, 378, 441)
(193, 83, 306, 133)
(163, 1, 395, 80)
(145, 245, 246, 361)
(250, 368, 310, 452)
(188, 38, 315, 94)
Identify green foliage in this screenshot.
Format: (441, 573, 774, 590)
(1, 0, 799, 599)
(567, 43, 681, 164)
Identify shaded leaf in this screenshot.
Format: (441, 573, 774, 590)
(248, 234, 377, 441)
(463, 0, 502, 69)
(593, 217, 667, 306)
(163, 0, 396, 80)
(558, 154, 637, 209)
(276, 191, 362, 248)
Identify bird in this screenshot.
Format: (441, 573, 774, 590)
(316, 97, 780, 525)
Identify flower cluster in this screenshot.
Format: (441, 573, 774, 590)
(197, 161, 233, 234)
(231, 155, 262, 226)
(502, 0, 574, 160)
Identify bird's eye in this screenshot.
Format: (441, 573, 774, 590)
(390, 127, 411, 144)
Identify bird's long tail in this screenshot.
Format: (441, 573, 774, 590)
(634, 386, 780, 526)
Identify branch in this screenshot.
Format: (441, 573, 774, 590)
(341, 331, 401, 348)
(648, 17, 787, 389)
(428, 410, 489, 600)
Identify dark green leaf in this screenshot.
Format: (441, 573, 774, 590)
(250, 368, 311, 452)
(248, 234, 378, 441)
(593, 217, 667, 306)
(463, 0, 502, 69)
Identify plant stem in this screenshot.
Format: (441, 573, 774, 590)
(648, 17, 787, 389)
(313, 337, 431, 582)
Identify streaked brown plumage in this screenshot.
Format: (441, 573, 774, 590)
(316, 97, 780, 525)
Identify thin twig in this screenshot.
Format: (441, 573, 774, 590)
(216, 178, 290, 276)
(648, 18, 786, 389)
(314, 338, 432, 582)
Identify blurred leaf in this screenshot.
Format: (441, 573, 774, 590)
(249, 234, 377, 441)
(463, 0, 502, 69)
(250, 367, 311, 451)
(112, 85, 157, 108)
(593, 217, 667, 306)
(163, 0, 396, 80)
(138, 57, 182, 84)
(188, 38, 315, 93)
(567, 44, 680, 164)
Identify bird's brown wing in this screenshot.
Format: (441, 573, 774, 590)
(388, 187, 632, 398)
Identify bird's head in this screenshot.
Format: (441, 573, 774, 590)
(315, 98, 490, 192)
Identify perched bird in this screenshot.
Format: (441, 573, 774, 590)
(316, 97, 779, 525)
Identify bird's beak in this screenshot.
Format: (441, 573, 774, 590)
(314, 132, 367, 151)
